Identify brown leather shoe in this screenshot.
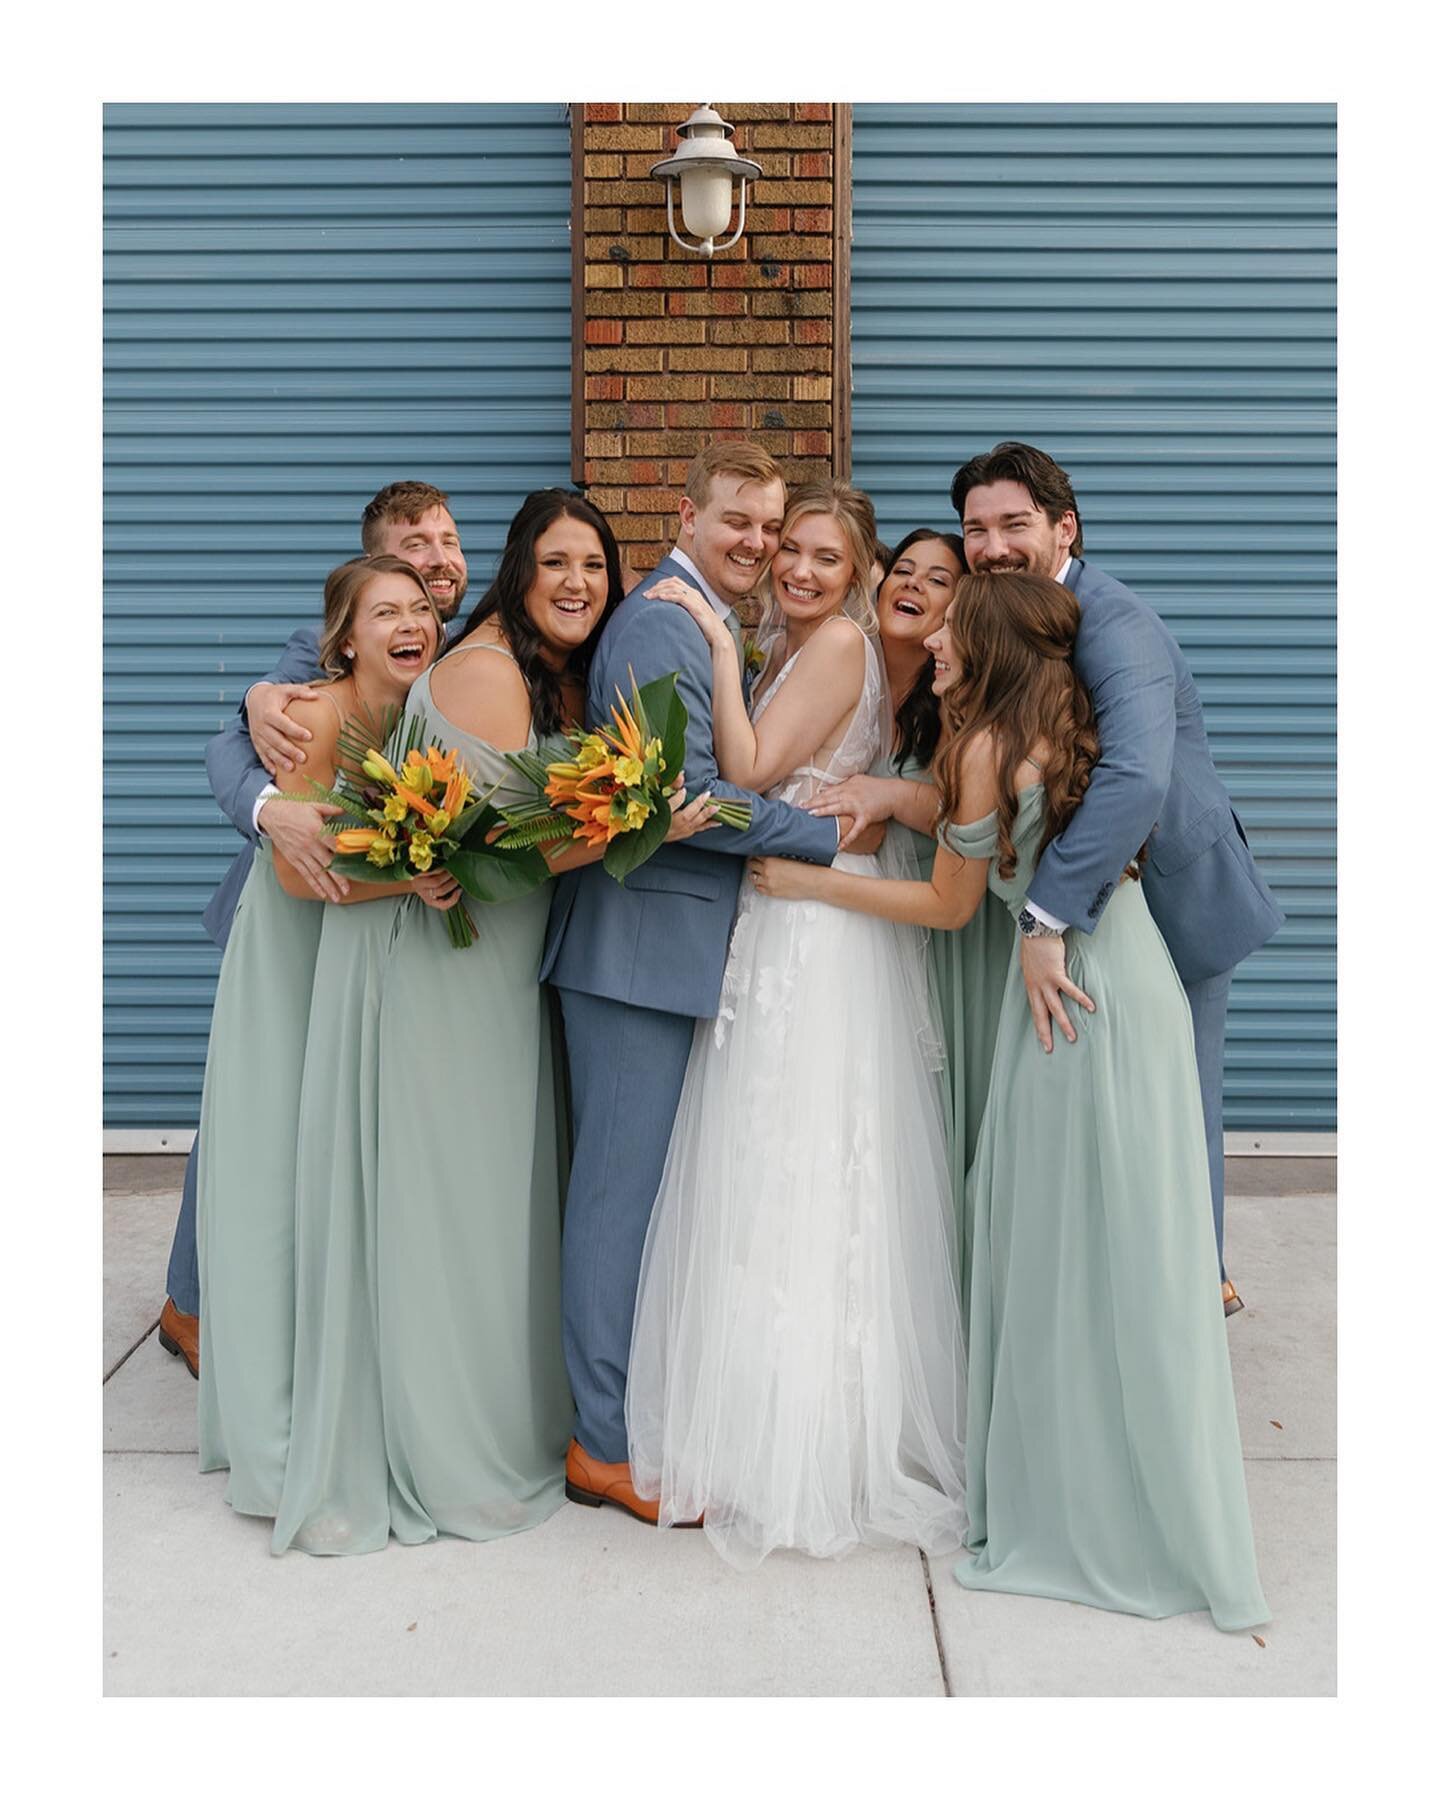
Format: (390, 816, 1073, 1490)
(564, 1438, 702, 1528)
(158, 1297, 199, 1378)
(1221, 1279, 1246, 1319)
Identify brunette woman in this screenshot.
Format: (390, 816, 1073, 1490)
(752, 571, 1267, 1631)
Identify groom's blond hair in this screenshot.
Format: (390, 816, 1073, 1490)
(684, 440, 785, 510)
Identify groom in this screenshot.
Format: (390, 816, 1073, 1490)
(951, 441, 1284, 1302)
(543, 441, 848, 1522)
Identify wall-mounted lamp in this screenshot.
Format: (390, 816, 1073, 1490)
(650, 105, 762, 258)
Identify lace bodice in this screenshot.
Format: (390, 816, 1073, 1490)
(750, 621, 887, 807)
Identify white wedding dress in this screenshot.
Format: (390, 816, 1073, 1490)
(626, 621, 968, 1569)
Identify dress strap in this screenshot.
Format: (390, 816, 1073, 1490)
(446, 637, 517, 664)
(311, 684, 348, 730)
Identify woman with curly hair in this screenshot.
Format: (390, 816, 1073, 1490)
(751, 570, 1267, 1632)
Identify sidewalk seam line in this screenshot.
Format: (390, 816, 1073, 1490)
(104, 1321, 162, 1386)
(918, 1550, 952, 1698)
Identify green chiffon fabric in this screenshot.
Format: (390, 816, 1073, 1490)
(197, 842, 323, 1516)
(946, 783, 1267, 1630)
(875, 749, 1012, 1316)
(270, 649, 572, 1556)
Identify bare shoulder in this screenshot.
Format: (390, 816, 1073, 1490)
(274, 685, 346, 795)
(285, 686, 345, 751)
(802, 614, 868, 671)
(430, 639, 532, 741)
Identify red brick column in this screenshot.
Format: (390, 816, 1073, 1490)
(572, 102, 849, 578)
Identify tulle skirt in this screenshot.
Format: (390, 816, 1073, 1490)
(626, 855, 968, 1569)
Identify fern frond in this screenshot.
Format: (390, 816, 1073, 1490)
(495, 814, 575, 849)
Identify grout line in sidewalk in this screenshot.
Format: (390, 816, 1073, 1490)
(104, 1321, 161, 1386)
(918, 1550, 952, 1698)
(104, 1448, 197, 1456)
(1241, 1454, 1337, 1463)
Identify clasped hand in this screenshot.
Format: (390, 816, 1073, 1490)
(644, 577, 729, 647)
(802, 773, 894, 851)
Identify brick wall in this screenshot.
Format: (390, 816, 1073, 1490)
(573, 102, 850, 578)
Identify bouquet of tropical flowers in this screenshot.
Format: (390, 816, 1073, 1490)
(302, 708, 551, 947)
(494, 670, 751, 884)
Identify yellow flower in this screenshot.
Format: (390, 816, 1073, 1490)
(382, 792, 409, 823)
(614, 754, 644, 788)
(575, 735, 609, 772)
(362, 750, 399, 786)
(367, 838, 399, 868)
(408, 831, 435, 872)
(399, 755, 435, 796)
(622, 797, 651, 831)
(428, 809, 451, 837)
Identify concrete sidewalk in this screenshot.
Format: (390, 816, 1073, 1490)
(103, 1162, 1336, 1697)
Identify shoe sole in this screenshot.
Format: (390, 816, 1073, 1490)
(564, 1479, 702, 1528)
(158, 1328, 199, 1379)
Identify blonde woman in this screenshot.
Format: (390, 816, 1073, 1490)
(626, 480, 966, 1569)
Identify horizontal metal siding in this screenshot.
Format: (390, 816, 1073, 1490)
(104, 103, 574, 1127)
(851, 103, 1336, 1130)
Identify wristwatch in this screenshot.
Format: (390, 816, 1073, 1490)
(1017, 906, 1065, 940)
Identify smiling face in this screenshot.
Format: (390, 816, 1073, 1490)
(960, 479, 1075, 579)
(342, 570, 440, 688)
(373, 504, 469, 619)
(877, 536, 964, 649)
(924, 609, 961, 695)
(678, 473, 787, 603)
(522, 516, 611, 667)
(769, 510, 855, 626)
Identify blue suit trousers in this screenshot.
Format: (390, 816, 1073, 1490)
(166, 1137, 201, 1315)
(557, 987, 698, 1465)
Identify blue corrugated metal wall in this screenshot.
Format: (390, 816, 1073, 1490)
(103, 103, 574, 1129)
(850, 103, 1336, 1132)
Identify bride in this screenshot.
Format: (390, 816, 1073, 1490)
(626, 478, 967, 1569)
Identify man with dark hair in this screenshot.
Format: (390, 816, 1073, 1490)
(156, 481, 469, 1378)
(950, 441, 1283, 1310)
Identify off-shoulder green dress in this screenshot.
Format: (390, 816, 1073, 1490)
(946, 784, 1267, 1630)
(271, 643, 571, 1556)
(874, 749, 1012, 1314)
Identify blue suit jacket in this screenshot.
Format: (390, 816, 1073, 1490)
(202, 626, 323, 946)
(540, 554, 839, 1018)
(1028, 558, 1284, 983)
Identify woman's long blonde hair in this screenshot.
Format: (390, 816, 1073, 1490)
(754, 479, 880, 644)
(932, 572, 1099, 880)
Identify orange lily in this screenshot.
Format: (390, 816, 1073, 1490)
(334, 826, 385, 853)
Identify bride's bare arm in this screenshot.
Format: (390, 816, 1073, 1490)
(728, 618, 866, 791)
(644, 581, 866, 792)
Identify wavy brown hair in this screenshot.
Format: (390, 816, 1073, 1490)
(932, 572, 1099, 881)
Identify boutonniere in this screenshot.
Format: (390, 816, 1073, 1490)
(742, 634, 767, 679)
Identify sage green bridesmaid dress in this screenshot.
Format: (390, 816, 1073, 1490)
(272, 643, 571, 1556)
(874, 748, 1012, 1316)
(196, 840, 323, 1516)
(947, 783, 1267, 1631)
